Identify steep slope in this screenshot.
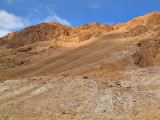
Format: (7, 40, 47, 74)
(15, 31, 130, 77)
(0, 11, 160, 81)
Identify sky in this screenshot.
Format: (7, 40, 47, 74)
(0, 0, 160, 37)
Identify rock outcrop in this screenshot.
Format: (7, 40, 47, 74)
(133, 37, 160, 67)
(0, 22, 113, 48)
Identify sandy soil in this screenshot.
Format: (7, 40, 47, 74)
(0, 66, 160, 120)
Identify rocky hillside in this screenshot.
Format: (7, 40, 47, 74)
(1, 12, 160, 49)
(0, 11, 160, 120)
(114, 11, 160, 36)
(133, 37, 160, 67)
(0, 11, 160, 78)
(0, 22, 112, 48)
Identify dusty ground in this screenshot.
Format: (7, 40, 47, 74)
(0, 66, 160, 120)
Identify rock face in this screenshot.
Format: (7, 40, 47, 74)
(133, 38, 160, 67)
(0, 11, 160, 49)
(0, 22, 113, 48)
(125, 11, 160, 30)
(115, 11, 160, 36)
(0, 22, 73, 48)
